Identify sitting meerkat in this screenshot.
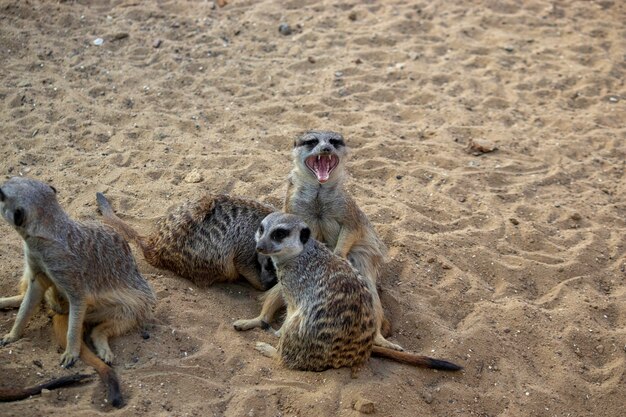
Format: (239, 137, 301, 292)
(96, 192, 277, 291)
(249, 212, 461, 375)
(0, 177, 155, 407)
(235, 130, 400, 350)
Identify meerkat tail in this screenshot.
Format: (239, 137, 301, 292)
(96, 192, 147, 252)
(371, 346, 462, 371)
(0, 373, 91, 402)
(52, 314, 124, 408)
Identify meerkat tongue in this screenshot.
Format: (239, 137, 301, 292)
(306, 155, 338, 183)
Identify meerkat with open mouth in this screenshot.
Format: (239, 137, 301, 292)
(235, 130, 401, 351)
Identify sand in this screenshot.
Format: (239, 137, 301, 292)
(0, 0, 624, 416)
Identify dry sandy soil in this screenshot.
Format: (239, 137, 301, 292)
(0, 0, 624, 416)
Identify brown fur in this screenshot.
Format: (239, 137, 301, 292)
(96, 192, 278, 291)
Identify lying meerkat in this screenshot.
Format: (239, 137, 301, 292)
(0, 177, 155, 407)
(96, 192, 278, 291)
(249, 212, 461, 375)
(235, 131, 400, 350)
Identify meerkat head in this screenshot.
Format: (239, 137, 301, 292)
(292, 130, 347, 184)
(255, 212, 311, 263)
(0, 177, 59, 235)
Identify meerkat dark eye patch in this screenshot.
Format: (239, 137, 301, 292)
(329, 138, 345, 147)
(297, 138, 319, 148)
(270, 228, 290, 241)
(13, 208, 25, 227)
(299, 227, 311, 245)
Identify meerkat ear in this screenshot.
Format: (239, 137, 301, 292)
(299, 227, 311, 245)
(13, 208, 25, 227)
(49, 185, 57, 194)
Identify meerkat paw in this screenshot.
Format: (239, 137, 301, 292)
(60, 350, 79, 368)
(96, 346, 115, 365)
(374, 334, 404, 351)
(255, 342, 278, 358)
(0, 333, 18, 346)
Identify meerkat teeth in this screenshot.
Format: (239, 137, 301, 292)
(318, 155, 321, 161)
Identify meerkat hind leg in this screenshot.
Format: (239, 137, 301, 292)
(255, 342, 278, 359)
(233, 284, 284, 331)
(90, 317, 136, 364)
(0, 294, 24, 310)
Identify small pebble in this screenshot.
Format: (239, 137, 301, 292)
(33, 359, 43, 368)
(278, 23, 292, 36)
(570, 212, 582, 221)
(348, 11, 357, 21)
(184, 170, 203, 183)
(509, 218, 519, 225)
(93, 38, 104, 46)
(354, 58, 363, 64)
(153, 39, 162, 48)
(41, 388, 52, 399)
(307, 56, 316, 63)
(421, 390, 433, 404)
(595, 345, 604, 354)
(396, 175, 403, 180)
(354, 398, 375, 414)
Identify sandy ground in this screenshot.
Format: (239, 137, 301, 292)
(0, 0, 625, 416)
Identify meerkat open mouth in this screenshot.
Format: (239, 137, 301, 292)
(305, 154, 339, 183)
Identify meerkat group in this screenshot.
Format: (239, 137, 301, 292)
(234, 131, 401, 351)
(0, 130, 460, 406)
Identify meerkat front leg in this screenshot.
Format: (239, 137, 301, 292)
(0, 270, 46, 345)
(333, 226, 359, 258)
(60, 298, 87, 368)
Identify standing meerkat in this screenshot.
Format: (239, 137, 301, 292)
(96, 192, 278, 291)
(0, 177, 155, 407)
(249, 212, 461, 374)
(235, 130, 400, 350)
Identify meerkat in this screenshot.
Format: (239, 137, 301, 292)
(235, 131, 400, 350)
(96, 192, 278, 291)
(247, 212, 461, 375)
(0, 177, 155, 374)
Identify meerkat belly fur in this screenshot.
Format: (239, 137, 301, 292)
(235, 130, 399, 351)
(96, 193, 277, 291)
(251, 213, 461, 374)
